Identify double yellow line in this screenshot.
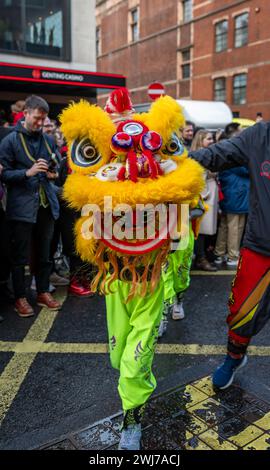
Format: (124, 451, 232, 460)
(0, 290, 64, 427)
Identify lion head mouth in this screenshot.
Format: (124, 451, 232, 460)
(98, 205, 178, 255)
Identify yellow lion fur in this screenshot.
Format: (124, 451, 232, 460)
(63, 158, 204, 212)
(60, 100, 116, 175)
(143, 96, 185, 143)
(61, 95, 205, 298)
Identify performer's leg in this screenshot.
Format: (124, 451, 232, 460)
(214, 213, 227, 258)
(116, 280, 163, 449)
(213, 247, 270, 389)
(162, 256, 175, 305)
(227, 248, 270, 354)
(171, 226, 194, 320)
(159, 257, 175, 337)
(119, 279, 163, 411)
(160, 228, 194, 333)
(105, 280, 131, 370)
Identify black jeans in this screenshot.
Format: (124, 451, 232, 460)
(0, 208, 11, 284)
(194, 234, 206, 260)
(8, 207, 55, 299)
(60, 204, 92, 280)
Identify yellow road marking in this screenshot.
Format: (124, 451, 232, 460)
(184, 415, 209, 435)
(188, 397, 264, 447)
(0, 352, 37, 426)
(185, 433, 212, 450)
(191, 375, 216, 397)
(226, 423, 264, 447)
(188, 397, 221, 422)
(0, 282, 269, 449)
(198, 429, 238, 450)
(178, 384, 209, 408)
(1, 342, 270, 356)
(253, 411, 270, 431)
(0, 290, 66, 426)
(156, 344, 225, 355)
(243, 434, 270, 450)
(184, 375, 270, 449)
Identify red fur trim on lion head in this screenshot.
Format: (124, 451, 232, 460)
(104, 87, 134, 115)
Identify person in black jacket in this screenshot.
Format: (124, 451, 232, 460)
(0, 95, 61, 317)
(189, 121, 270, 390)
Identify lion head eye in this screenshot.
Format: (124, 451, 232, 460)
(164, 134, 184, 156)
(71, 138, 101, 167)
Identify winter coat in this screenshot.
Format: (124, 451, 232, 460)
(189, 122, 270, 256)
(0, 121, 59, 223)
(219, 167, 249, 214)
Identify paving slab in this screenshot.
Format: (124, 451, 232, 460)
(37, 375, 270, 451)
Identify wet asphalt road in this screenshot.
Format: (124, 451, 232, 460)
(0, 272, 269, 450)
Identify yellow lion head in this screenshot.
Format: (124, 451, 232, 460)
(60, 93, 204, 298)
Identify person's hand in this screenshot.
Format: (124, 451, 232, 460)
(0, 163, 3, 176)
(46, 171, 58, 180)
(26, 159, 48, 177)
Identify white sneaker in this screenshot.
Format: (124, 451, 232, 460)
(214, 256, 226, 264)
(226, 258, 239, 267)
(172, 302, 185, 320)
(118, 423, 142, 450)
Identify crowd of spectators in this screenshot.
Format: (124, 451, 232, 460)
(0, 96, 94, 321)
(0, 95, 251, 321)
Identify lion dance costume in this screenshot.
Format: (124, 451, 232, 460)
(61, 88, 204, 449)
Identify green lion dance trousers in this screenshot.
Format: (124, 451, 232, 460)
(105, 279, 164, 412)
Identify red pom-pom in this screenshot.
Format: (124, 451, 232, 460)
(111, 132, 133, 153)
(140, 131, 162, 152)
(105, 88, 133, 114)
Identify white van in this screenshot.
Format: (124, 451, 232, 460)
(134, 99, 233, 131)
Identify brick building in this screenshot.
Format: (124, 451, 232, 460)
(96, 0, 270, 120)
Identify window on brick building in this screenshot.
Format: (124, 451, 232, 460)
(215, 20, 228, 52)
(234, 13, 249, 48)
(182, 64, 190, 79)
(233, 74, 247, 104)
(182, 49, 190, 62)
(181, 49, 191, 79)
(214, 78, 226, 101)
(96, 26, 101, 57)
(182, 0, 193, 23)
(0, 0, 70, 60)
(130, 7, 139, 42)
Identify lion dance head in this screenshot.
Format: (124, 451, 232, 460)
(61, 88, 204, 300)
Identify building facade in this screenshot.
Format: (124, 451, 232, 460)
(0, 0, 125, 117)
(96, 0, 270, 120)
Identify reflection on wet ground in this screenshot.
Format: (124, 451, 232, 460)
(40, 375, 270, 450)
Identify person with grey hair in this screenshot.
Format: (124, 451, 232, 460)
(0, 95, 61, 317)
